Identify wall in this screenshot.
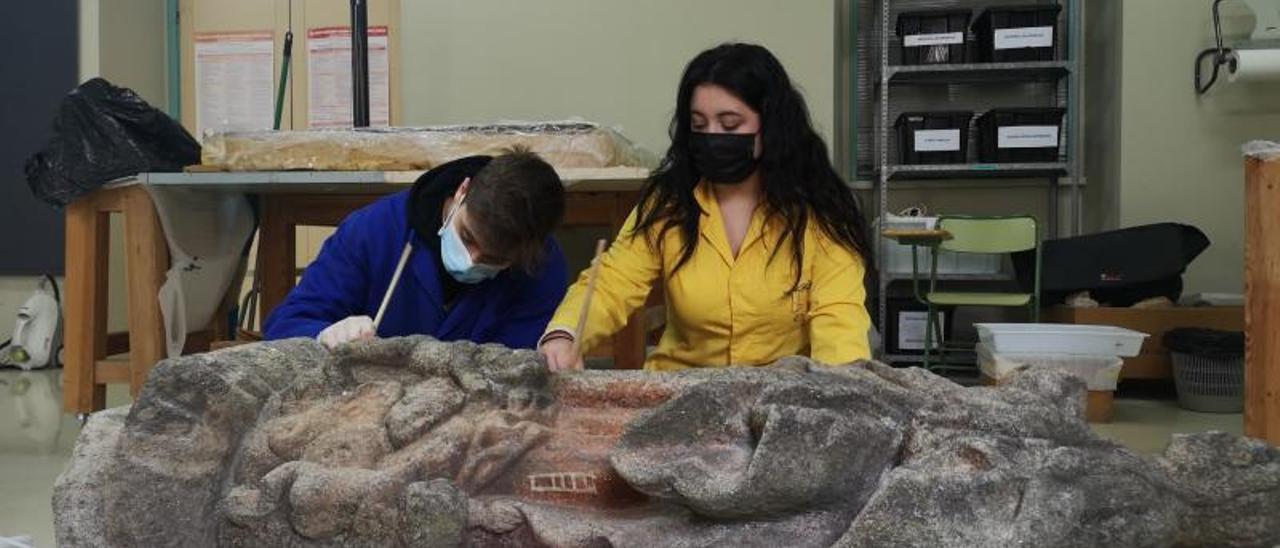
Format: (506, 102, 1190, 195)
(0, 1, 76, 276)
(0, 0, 79, 340)
(1083, 0, 1121, 234)
(398, 0, 836, 157)
(0, 0, 171, 340)
(99, 0, 168, 334)
(397, 0, 837, 276)
(99, 0, 169, 105)
(1115, 0, 1280, 294)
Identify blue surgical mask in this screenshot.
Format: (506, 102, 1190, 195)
(438, 199, 504, 284)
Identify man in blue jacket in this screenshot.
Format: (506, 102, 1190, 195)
(264, 151, 568, 350)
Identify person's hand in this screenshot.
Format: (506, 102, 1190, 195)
(539, 335, 584, 373)
(317, 316, 376, 350)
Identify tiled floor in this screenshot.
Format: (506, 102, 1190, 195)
(0, 368, 1248, 547)
(1093, 397, 1244, 454)
(0, 369, 129, 547)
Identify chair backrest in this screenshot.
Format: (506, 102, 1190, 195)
(938, 216, 1038, 254)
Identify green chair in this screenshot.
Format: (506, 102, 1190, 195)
(902, 215, 1041, 371)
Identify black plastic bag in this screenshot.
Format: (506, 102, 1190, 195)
(23, 78, 200, 206)
(1164, 328, 1244, 360)
(1014, 223, 1210, 307)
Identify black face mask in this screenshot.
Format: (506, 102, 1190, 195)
(689, 132, 758, 184)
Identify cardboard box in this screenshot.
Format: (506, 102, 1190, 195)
(1044, 306, 1244, 380)
(981, 373, 1114, 423)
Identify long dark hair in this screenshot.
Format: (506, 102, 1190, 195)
(632, 43, 870, 289)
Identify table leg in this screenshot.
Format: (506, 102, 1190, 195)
(123, 187, 170, 398)
(63, 199, 109, 413)
(1245, 156, 1280, 444)
(257, 196, 297, 327)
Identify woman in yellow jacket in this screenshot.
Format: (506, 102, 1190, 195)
(541, 43, 872, 372)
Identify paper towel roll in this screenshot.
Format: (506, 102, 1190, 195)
(1228, 49, 1280, 82)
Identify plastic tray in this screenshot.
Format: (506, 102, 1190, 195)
(975, 323, 1148, 357)
(977, 343, 1124, 391)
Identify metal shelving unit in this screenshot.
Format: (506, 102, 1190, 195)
(888, 162, 1068, 179)
(859, 0, 1084, 365)
(886, 60, 1069, 84)
(883, 352, 977, 366)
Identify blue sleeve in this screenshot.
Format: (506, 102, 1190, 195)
(263, 210, 374, 340)
(490, 239, 569, 349)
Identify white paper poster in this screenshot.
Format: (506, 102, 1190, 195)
(914, 129, 962, 152)
(307, 25, 390, 128)
(194, 31, 275, 139)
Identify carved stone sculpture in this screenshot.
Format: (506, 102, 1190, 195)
(54, 337, 1280, 547)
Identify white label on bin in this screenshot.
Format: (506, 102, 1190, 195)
(994, 26, 1054, 49)
(898, 311, 945, 351)
(904, 32, 964, 47)
(914, 129, 962, 152)
(997, 125, 1059, 149)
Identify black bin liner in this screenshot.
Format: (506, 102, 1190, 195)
(24, 78, 200, 207)
(1014, 223, 1209, 307)
(1164, 328, 1244, 360)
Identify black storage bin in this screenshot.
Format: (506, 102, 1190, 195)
(894, 111, 973, 165)
(896, 9, 972, 65)
(976, 107, 1065, 163)
(972, 4, 1062, 62)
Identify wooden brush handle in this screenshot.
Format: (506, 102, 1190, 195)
(374, 241, 414, 330)
(571, 239, 608, 357)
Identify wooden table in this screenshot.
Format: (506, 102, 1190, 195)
(1045, 306, 1244, 380)
(141, 167, 651, 366)
(63, 185, 220, 414)
(880, 228, 953, 246)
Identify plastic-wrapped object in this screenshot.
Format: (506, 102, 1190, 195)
(200, 121, 658, 172)
(1243, 140, 1280, 161)
(146, 187, 254, 360)
(24, 78, 200, 206)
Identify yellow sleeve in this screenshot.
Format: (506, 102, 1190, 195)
(807, 232, 872, 364)
(547, 207, 662, 352)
